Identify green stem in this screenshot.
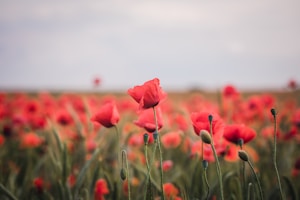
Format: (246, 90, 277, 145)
(247, 183, 252, 200)
(153, 106, 165, 200)
(122, 150, 131, 200)
(144, 142, 153, 200)
(247, 160, 264, 200)
(203, 168, 210, 200)
(239, 140, 246, 198)
(208, 115, 224, 200)
(272, 111, 285, 200)
(210, 144, 224, 200)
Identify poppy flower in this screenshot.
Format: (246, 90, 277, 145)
(21, 132, 43, 148)
(191, 111, 224, 137)
(222, 85, 240, 99)
(33, 177, 44, 193)
(162, 160, 174, 172)
(163, 183, 182, 200)
(223, 124, 256, 145)
(292, 109, 300, 128)
(56, 110, 73, 126)
(288, 79, 297, 90)
(161, 131, 182, 149)
(94, 179, 109, 200)
(93, 76, 101, 87)
(91, 100, 120, 128)
(127, 78, 167, 109)
(134, 106, 163, 132)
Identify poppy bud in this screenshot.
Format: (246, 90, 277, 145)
(120, 168, 127, 180)
(153, 131, 158, 141)
(143, 133, 149, 145)
(202, 160, 208, 169)
(270, 108, 277, 116)
(200, 130, 212, 144)
(208, 114, 213, 124)
(238, 150, 249, 162)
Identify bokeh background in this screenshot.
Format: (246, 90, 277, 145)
(1, 0, 300, 91)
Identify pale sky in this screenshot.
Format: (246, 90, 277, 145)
(0, 0, 300, 92)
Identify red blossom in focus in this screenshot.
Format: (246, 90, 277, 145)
(33, 177, 44, 193)
(91, 100, 120, 128)
(191, 111, 224, 137)
(161, 131, 182, 149)
(223, 124, 256, 145)
(94, 179, 109, 200)
(134, 106, 163, 132)
(21, 132, 43, 148)
(127, 78, 167, 109)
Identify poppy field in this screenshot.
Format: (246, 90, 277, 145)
(0, 78, 300, 200)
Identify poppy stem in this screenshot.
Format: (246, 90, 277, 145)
(247, 160, 264, 200)
(238, 139, 246, 198)
(210, 144, 224, 200)
(121, 150, 131, 200)
(271, 108, 285, 200)
(153, 106, 165, 200)
(143, 134, 153, 200)
(208, 115, 224, 200)
(202, 160, 210, 200)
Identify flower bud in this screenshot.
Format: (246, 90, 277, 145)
(208, 114, 213, 124)
(270, 108, 277, 116)
(238, 150, 249, 162)
(200, 130, 212, 144)
(120, 168, 127, 180)
(202, 160, 208, 169)
(143, 133, 149, 145)
(153, 131, 158, 141)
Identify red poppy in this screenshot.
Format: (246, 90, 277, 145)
(288, 79, 297, 90)
(33, 177, 44, 193)
(162, 160, 174, 172)
(292, 109, 300, 128)
(161, 131, 182, 149)
(94, 179, 110, 200)
(91, 101, 120, 128)
(223, 124, 256, 145)
(163, 183, 182, 200)
(0, 134, 5, 146)
(93, 77, 101, 87)
(222, 85, 240, 99)
(21, 132, 43, 148)
(56, 109, 73, 126)
(191, 111, 224, 137)
(127, 78, 167, 109)
(134, 106, 163, 132)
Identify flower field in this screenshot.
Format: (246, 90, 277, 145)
(0, 78, 300, 200)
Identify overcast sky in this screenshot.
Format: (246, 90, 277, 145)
(0, 0, 300, 92)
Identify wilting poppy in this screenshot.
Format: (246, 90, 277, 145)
(127, 78, 167, 109)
